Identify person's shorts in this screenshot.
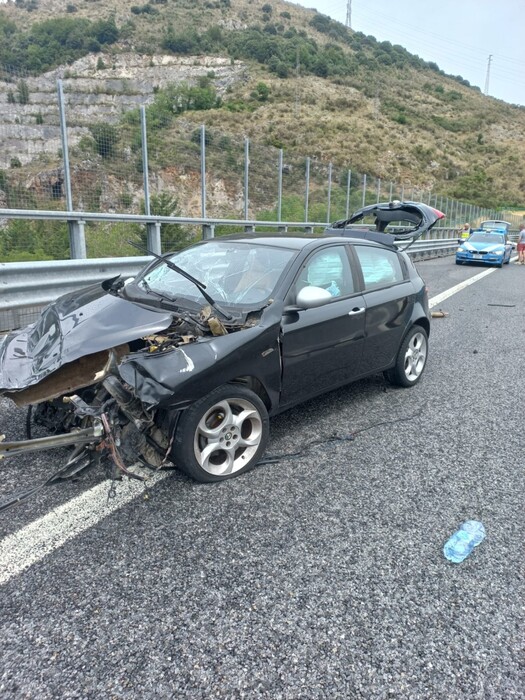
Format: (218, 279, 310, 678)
(517, 243, 525, 252)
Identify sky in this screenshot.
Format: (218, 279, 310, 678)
(295, 0, 525, 106)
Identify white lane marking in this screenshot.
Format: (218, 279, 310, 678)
(0, 258, 515, 584)
(0, 472, 168, 585)
(429, 267, 497, 308)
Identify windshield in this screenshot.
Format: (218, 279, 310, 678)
(139, 241, 295, 306)
(469, 233, 505, 244)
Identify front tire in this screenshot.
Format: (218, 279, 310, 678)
(384, 326, 428, 387)
(170, 385, 269, 483)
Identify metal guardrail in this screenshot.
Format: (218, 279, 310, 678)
(0, 232, 463, 333)
(0, 256, 150, 332)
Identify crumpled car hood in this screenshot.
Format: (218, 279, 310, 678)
(0, 283, 173, 391)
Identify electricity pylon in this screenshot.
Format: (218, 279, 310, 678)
(346, 0, 352, 29)
(484, 55, 492, 96)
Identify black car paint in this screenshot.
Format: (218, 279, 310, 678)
(0, 220, 432, 490)
(278, 242, 428, 410)
(118, 304, 284, 412)
(0, 235, 429, 414)
(114, 235, 429, 415)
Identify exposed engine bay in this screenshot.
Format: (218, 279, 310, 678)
(0, 300, 270, 504)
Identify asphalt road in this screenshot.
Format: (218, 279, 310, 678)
(0, 255, 524, 699)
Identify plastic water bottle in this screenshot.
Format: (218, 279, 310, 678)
(443, 520, 486, 563)
(327, 280, 340, 297)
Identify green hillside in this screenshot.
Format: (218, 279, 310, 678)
(1, 0, 525, 210)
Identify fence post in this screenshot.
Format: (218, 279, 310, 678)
(244, 137, 249, 221)
(141, 106, 151, 218)
(200, 125, 207, 240)
(327, 162, 332, 224)
(305, 157, 310, 223)
(277, 148, 283, 223)
(389, 181, 393, 202)
(57, 80, 73, 212)
(361, 174, 367, 207)
(58, 79, 86, 259)
(376, 178, 381, 203)
(345, 169, 351, 219)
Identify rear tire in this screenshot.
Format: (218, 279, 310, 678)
(384, 326, 428, 388)
(170, 384, 269, 483)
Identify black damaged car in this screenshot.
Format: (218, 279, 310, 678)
(0, 201, 443, 487)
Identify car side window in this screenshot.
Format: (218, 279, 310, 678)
(294, 246, 354, 300)
(354, 246, 405, 290)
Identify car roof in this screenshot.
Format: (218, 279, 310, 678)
(214, 233, 390, 250)
(478, 220, 511, 231)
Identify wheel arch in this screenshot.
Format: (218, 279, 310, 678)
(413, 316, 430, 338)
(229, 375, 273, 412)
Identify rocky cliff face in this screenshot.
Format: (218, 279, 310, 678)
(1, 53, 247, 169)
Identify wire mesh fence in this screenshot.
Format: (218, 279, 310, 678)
(1, 62, 522, 262)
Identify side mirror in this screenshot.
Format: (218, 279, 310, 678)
(295, 285, 333, 309)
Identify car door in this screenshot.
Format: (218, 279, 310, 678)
(279, 245, 366, 407)
(352, 244, 414, 373)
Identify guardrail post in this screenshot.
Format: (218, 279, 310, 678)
(146, 222, 162, 254)
(244, 224, 255, 233)
(202, 224, 215, 240)
(68, 220, 87, 259)
(304, 225, 314, 234)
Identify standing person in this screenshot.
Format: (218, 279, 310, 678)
(516, 223, 525, 264)
(460, 223, 471, 240)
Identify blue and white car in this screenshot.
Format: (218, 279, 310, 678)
(456, 221, 513, 267)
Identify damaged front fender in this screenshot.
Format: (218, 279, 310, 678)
(118, 303, 284, 412)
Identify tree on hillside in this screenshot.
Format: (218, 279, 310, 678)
(17, 79, 30, 104)
(89, 123, 119, 159)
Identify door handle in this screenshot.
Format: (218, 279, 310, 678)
(348, 307, 365, 315)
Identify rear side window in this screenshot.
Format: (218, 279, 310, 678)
(355, 246, 404, 290)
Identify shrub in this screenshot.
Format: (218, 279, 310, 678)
(17, 79, 29, 104)
(89, 123, 119, 158)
